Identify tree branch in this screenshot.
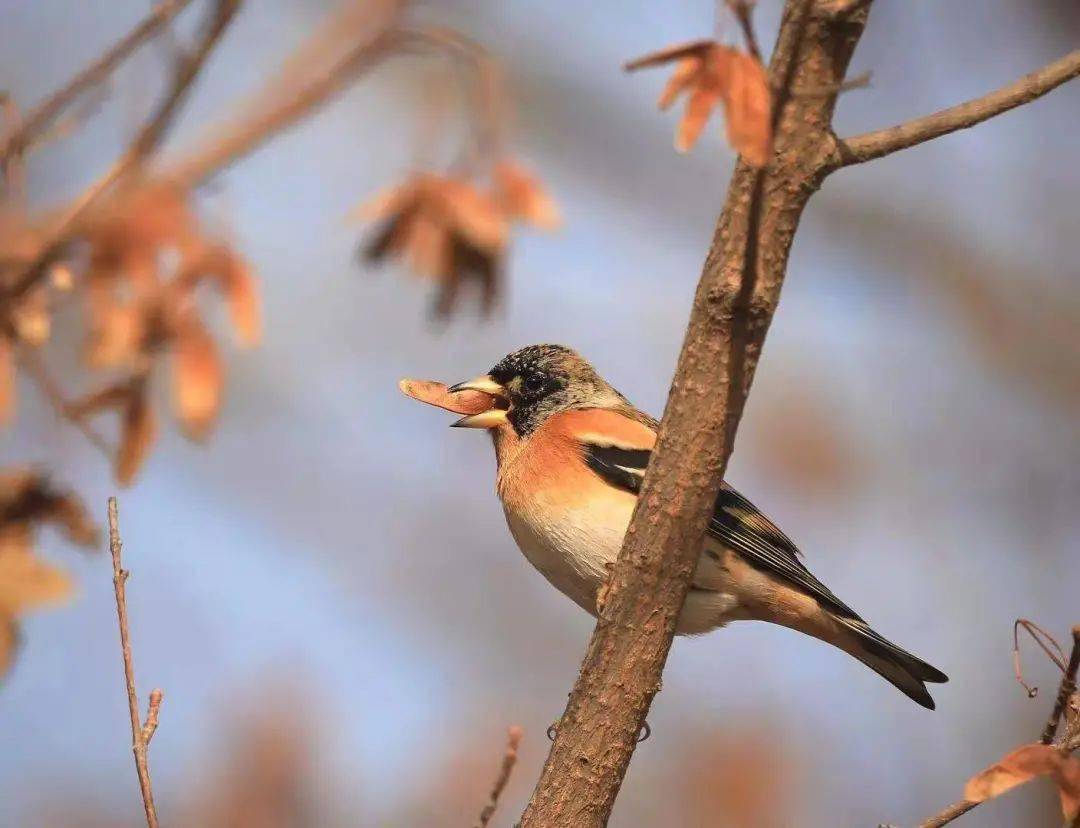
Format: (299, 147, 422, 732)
(474, 726, 523, 828)
(518, 2, 875, 825)
(0, 0, 195, 163)
(835, 48, 1080, 167)
(5, 0, 241, 304)
(160, 0, 403, 188)
(108, 497, 165, 828)
(1040, 626, 1080, 746)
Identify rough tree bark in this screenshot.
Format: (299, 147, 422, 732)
(519, 2, 873, 825)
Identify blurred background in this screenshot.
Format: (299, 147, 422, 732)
(1, 1, 1078, 825)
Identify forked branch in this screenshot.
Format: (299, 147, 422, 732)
(835, 48, 1080, 167)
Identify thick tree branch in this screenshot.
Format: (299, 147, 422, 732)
(108, 497, 165, 828)
(518, 2, 874, 825)
(834, 48, 1080, 167)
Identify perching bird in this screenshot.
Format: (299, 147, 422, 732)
(446, 344, 948, 709)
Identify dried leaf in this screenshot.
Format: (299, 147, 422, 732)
(398, 378, 496, 415)
(494, 162, 561, 230)
(172, 315, 223, 440)
(964, 743, 1080, 821)
(0, 619, 16, 680)
(357, 173, 509, 317)
(626, 39, 772, 165)
(222, 256, 261, 347)
(0, 470, 98, 548)
(723, 50, 772, 167)
(0, 542, 74, 614)
(0, 337, 13, 427)
(116, 391, 157, 486)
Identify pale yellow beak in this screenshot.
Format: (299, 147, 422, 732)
(447, 375, 510, 429)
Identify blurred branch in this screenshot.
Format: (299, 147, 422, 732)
(5, 0, 241, 304)
(108, 497, 165, 828)
(835, 48, 1080, 167)
(16, 343, 114, 458)
(0, 0, 195, 164)
(519, 1, 873, 824)
(162, 0, 404, 187)
(475, 726, 523, 828)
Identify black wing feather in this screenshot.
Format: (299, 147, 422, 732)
(581, 441, 859, 619)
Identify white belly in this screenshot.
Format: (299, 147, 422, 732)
(502, 498, 743, 634)
(504, 500, 623, 615)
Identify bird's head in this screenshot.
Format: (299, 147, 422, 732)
(449, 344, 628, 435)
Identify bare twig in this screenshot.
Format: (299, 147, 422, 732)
(835, 49, 1080, 167)
(109, 497, 165, 828)
(0, 0, 195, 162)
(5, 0, 241, 304)
(1041, 626, 1080, 745)
(917, 800, 978, 828)
(475, 726, 523, 828)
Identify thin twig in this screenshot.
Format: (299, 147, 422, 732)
(5, 0, 241, 304)
(917, 800, 978, 828)
(109, 497, 164, 828)
(475, 726, 523, 828)
(0, 0, 195, 162)
(1041, 627, 1080, 745)
(835, 48, 1080, 167)
(16, 342, 114, 458)
(1014, 618, 1068, 697)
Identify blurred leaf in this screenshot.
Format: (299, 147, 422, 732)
(172, 314, 223, 440)
(494, 161, 561, 230)
(116, 391, 157, 486)
(964, 743, 1080, 821)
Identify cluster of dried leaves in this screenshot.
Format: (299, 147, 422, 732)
(357, 154, 558, 318)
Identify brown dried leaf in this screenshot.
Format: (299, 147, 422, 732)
(0, 543, 74, 614)
(0, 470, 98, 548)
(494, 162, 561, 230)
(723, 50, 772, 167)
(10, 286, 51, 346)
(964, 743, 1080, 821)
(398, 378, 496, 415)
(627, 39, 772, 165)
(172, 315, 223, 440)
(116, 391, 157, 486)
(357, 173, 509, 317)
(0, 619, 15, 680)
(0, 337, 13, 427)
(222, 256, 260, 347)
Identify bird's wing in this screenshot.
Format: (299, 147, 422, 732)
(581, 436, 859, 619)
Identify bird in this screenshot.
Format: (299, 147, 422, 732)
(443, 343, 948, 709)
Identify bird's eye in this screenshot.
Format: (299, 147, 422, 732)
(523, 372, 546, 393)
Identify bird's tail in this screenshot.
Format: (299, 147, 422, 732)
(829, 614, 949, 709)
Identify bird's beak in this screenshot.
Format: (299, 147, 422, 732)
(448, 375, 510, 429)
